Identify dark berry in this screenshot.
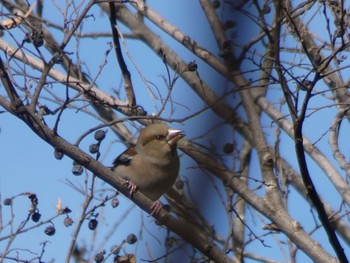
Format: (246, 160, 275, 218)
(94, 250, 105, 263)
(94, 130, 106, 141)
(44, 225, 56, 236)
(64, 217, 73, 227)
(31, 212, 41, 222)
(32, 29, 44, 48)
(54, 149, 64, 160)
(111, 197, 119, 208)
(88, 219, 98, 230)
(3, 198, 12, 206)
(223, 143, 234, 154)
(89, 143, 99, 154)
(126, 234, 137, 244)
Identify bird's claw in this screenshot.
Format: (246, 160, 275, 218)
(125, 181, 137, 198)
(150, 200, 162, 216)
(124, 181, 162, 216)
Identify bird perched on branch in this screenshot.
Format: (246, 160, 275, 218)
(112, 124, 184, 215)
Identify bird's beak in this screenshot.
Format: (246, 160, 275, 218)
(166, 129, 185, 146)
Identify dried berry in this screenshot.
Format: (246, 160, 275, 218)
(223, 143, 234, 154)
(64, 217, 73, 227)
(3, 198, 12, 206)
(72, 164, 83, 176)
(126, 234, 137, 244)
(94, 130, 106, 141)
(111, 197, 119, 208)
(32, 29, 44, 48)
(54, 149, 64, 160)
(44, 225, 56, 236)
(94, 250, 105, 263)
(88, 219, 98, 230)
(31, 212, 41, 222)
(89, 143, 99, 154)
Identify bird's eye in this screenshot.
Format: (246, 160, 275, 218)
(155, 135, 165, 140)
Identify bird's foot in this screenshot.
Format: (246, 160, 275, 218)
(123, 182, 162, 216)
(150, 200, 162, 216)
(125, 181, 137, 198)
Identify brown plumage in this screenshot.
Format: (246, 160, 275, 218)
(112, 124, 184, 214)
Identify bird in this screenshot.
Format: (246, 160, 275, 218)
(112, 124, 184, 215)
